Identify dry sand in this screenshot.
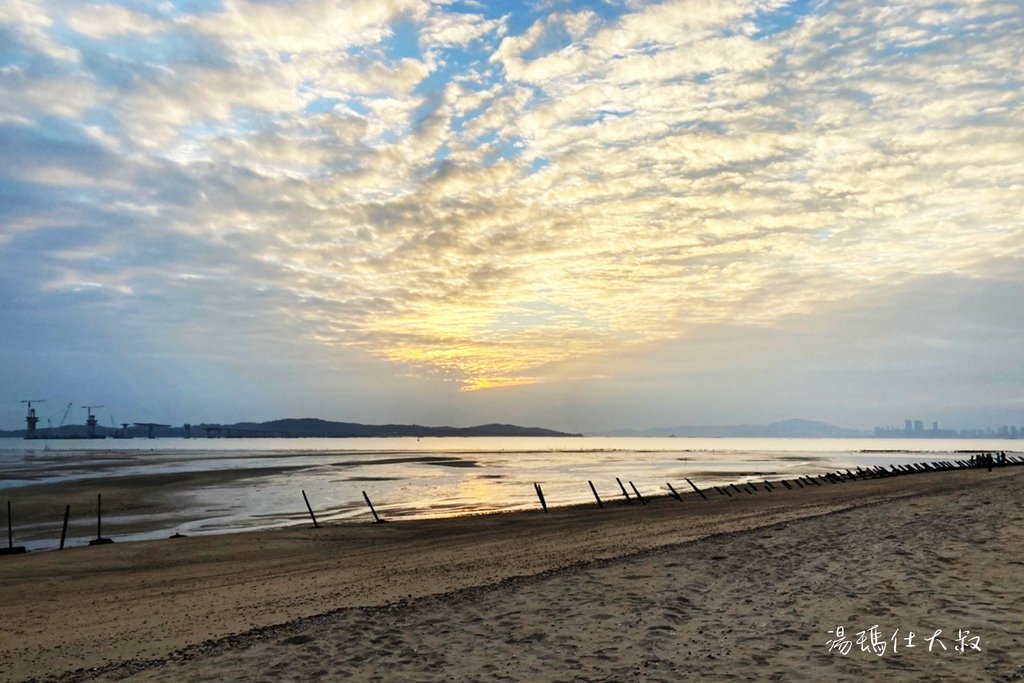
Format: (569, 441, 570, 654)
(1, 466, 1022, 682)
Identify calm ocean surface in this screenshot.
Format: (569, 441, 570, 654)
(0, 436, 1017, 549)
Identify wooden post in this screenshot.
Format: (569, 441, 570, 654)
(534, 483, 548, 513)
(301, 490, 319, 528)
(588, 481, 604, 508)
(685, 478, 708, 500)
(1, 501, 26, 556)
(666, 482, 682, 501)
(88, 494, 113, 546)
(363, 490, 386, 523)
(763, 481, 774, 491)
(729, 484, 743, 494)
(794, 478, 804, 488)
(59, 504, 70, 550)
(781, 479, 792, 490)
(628, 482, 647, 505)
(616, 478, 633, 504)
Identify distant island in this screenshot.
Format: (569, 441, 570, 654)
(4, 415, 1018, 440)
(0, 417, 580, 439)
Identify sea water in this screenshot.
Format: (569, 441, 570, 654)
(0, 436, 1016, 550)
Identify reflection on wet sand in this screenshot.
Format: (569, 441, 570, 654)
(1, 437, 1012, 551)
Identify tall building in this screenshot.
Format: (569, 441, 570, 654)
(913, 420, 924, 433)
(905, 419, 912, 432)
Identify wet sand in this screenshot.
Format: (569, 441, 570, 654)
(1, 466, 1022, 682)
(0, 467, 305, 545)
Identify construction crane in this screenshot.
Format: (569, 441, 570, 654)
(19, 399, 46, 440)
(43, 402, 72, 438)
(82, 405, 104, 439)
(59, 402, 72, 428)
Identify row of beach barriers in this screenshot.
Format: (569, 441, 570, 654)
(530, 452, 1024, 512)
(3, 454, 1021, 554)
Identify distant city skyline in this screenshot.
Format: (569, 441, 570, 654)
(874, 419, 1024, 439)
(1, 1, 1022, 433)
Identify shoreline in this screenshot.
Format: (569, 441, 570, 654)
(2, 445, 1018, 552)
(1, 465, 1021, 681)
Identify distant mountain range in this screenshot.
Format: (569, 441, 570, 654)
(0, 417, 580, 439)
(597, 418, 870, 438)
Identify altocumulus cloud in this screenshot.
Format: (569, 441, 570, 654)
(0, 0, 1022, 397)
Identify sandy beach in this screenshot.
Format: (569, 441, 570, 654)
(2, 465, 1022, 682)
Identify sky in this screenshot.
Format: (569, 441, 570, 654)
(1, 0, 1022, 434)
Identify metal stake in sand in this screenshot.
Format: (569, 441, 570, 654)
(666, 483, 682, 501)
(88, 494, 113, 546)
(685, 478, 708, 500)
(362, 490, 387, 523)
(588, 481, 604, 509)
(301, 490, 319, 529)
(616, 478, 633, 504)
(534, 483, 548, 513)
(1, 501, 27, 555)
(59, 504, 70, 550)
(628, 481, 647, 505)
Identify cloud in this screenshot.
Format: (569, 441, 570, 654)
(1, 0, 1022, 403)
(66, 5, 168, 38)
